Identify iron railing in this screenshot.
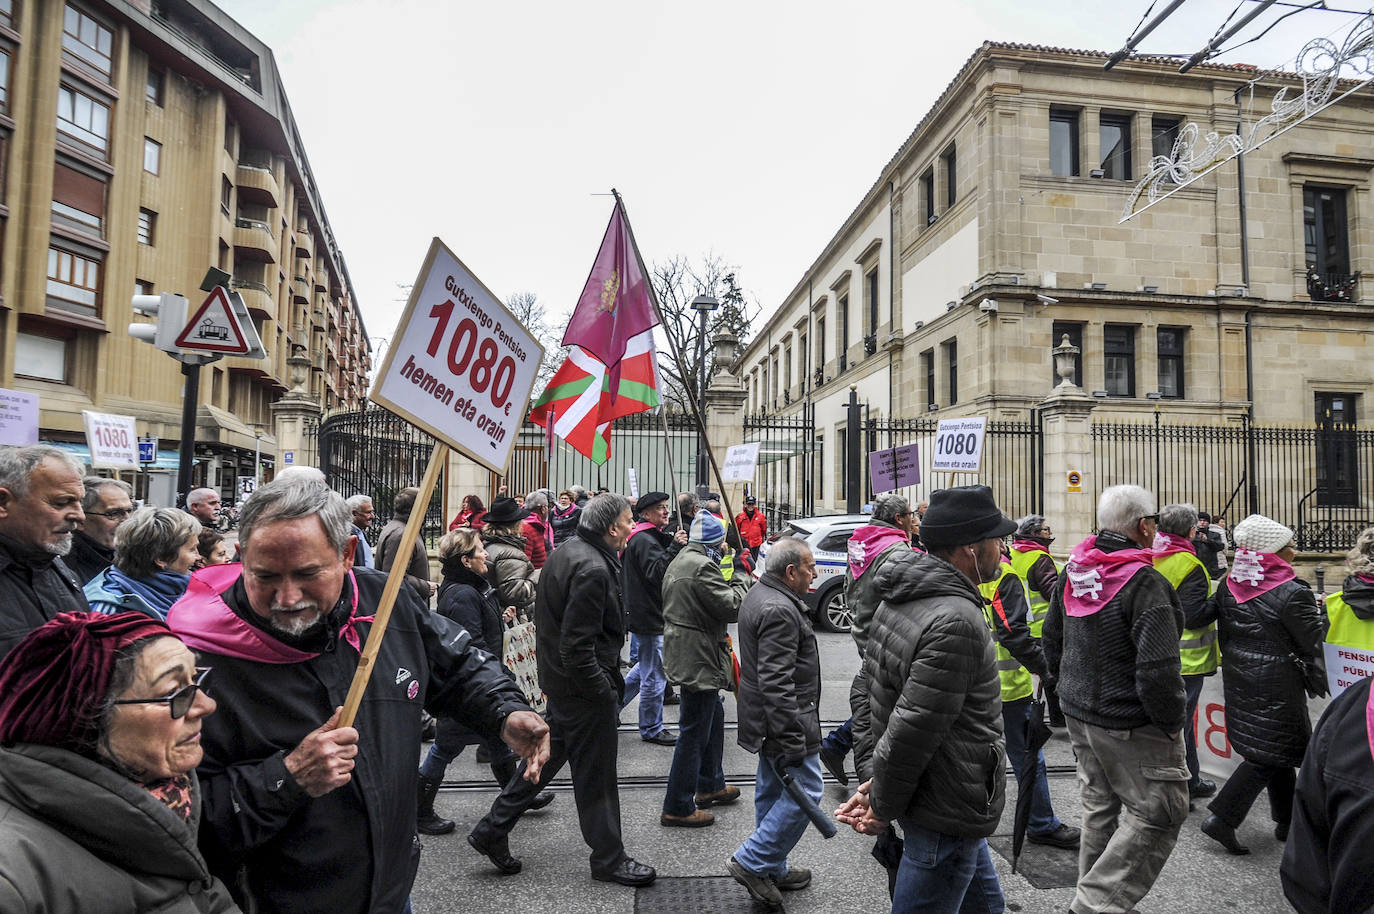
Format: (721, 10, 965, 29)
(1306, 269, 1359, 303)
(502, 412, 699, 498)
(744, 404, 817, 530)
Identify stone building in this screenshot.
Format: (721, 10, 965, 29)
(0, 0, 369, 503)
(735, 40, 1374, 536)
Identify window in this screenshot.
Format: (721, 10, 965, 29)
(14, 331, 68, 382)
(815, 315, 825, 372)
(146, 69, 164, 106)
(1157, 327, 1185, 398)
(1100, 114, 1132, 180)
(838, 427, 848, 501)
(798, 332, 807, 388)
(46, 245, 102, 315)
(143, 138, 161, 174)
(782, 346, 792, 400)
(50, 162, 105, 234)
(137, 208, 155, 245)
(1315, 393, 1359, 505)
(1304, 185, 1352, 301)
(0, 0, 12, 28)
(1104, 324, 1136, 397)
(62, 5, 114, 78)
(921, 168, 935, 224)
(838, 295, 849, 370)
(0, 49, 10, 110)
(944, 339, 958, 406)
(865, 267, 879, 338)
(221, 176, 232, 215)
(923, 349, 936, 409)
(1050, 321, 1084, 388)
(134, 279, 153, 297)
(943, 144, 957, 207)
(1151, 116, 1181, 163)
(56, 84, 110, 154)
(1050, 109, 1080, 176)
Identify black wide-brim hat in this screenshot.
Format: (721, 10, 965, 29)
(485, 496, 526, 525)
(918, 485, 1017, 548)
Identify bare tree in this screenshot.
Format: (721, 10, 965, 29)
(650, 253, 758, 413)
(506, 291, 568, 393)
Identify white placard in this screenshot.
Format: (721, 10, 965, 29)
(1325, 642, 1374, 698)
(720, 442, 762, 482)
(238, 476, 257, 499)
(627, 467, 639, 499)
(0, 388, 38, 446)
(369, 239, 545, 474)
(930, 416, 987, 473)
(82, 410, 139, 468)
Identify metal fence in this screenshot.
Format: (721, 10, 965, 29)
(743, 405, 817, 530)
(318, 408, 447, 546)
(1092, 416, 1374, 551)
(502, 413, 700, 498)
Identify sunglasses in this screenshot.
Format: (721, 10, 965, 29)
(111, 667, 210, 719)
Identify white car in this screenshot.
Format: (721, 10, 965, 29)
(755, 514, 871, 633)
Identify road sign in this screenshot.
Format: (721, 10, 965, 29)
(175, 286, 249, 354)
(930, 416, 987, 473)
(283, 450, 294, 465)
(138, 436, 158, 464)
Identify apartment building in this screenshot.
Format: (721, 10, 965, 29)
(0, 0, 369, 501)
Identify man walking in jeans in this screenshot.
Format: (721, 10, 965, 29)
(1044, 484, 1188, 914)
(621, 491, 687, 745)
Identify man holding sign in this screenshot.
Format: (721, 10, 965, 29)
(169, 477, 549, 914)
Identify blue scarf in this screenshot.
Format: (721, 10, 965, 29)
(104, 566, 191, 621)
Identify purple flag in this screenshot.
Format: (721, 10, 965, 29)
(563, 200, 659, 369)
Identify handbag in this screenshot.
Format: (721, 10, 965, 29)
(1249, 597, 1328, 699)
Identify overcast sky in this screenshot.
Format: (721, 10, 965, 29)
(223, 0, 1361, 347)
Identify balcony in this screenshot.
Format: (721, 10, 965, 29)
(233, 218, 277, 263)
(1307, 269, 1359, 303)
(295, 232, 314, 260)
(292, 276, 310, 304)
(235, 164, 279, 208)
(231, 278, 274, 320)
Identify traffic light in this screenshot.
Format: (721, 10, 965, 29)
(129, 292, 188, 354)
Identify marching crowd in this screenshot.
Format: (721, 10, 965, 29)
(0, 441, 1369, 912)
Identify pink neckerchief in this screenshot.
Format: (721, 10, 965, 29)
(168, 563, 370, 663)
(1063, 535, 1154, 617)
(1011, 539, 1048, 555)
(1151, 531, 1197, 559)
(846, 525, 909, 579)
(1359, 573, 1374, 586)
(628, 521, 659, 542)
(1225, 549, 1296, 603)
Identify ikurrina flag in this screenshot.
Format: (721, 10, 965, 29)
(528, 331, 660, 465)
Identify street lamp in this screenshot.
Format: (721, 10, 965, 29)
(253, 424, 264, 489)
(690, 294, 720, 487)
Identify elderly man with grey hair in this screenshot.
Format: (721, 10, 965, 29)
(0, 444, 89, 659)
(345, 493, 375, 569)
(167, 475, 549, 913)
(1044, 484, 1187, 914)
(185, 486, 221, 527)
(67, 475, 135, 584)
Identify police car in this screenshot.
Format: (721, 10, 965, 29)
(755, 514, 870, 633)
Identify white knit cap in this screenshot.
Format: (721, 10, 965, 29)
(1232, 514, 1294, 554)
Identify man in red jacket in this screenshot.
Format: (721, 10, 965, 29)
(735, 496, 767, 561)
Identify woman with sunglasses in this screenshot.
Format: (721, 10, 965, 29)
(85, 507, 202, 622)
(0, 611, 239, 912)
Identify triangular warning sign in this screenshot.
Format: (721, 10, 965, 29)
(175, 286, 250, 354)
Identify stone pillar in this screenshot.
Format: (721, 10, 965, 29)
(444, 449, 495, 521)
(704, 330, 748, 508)
(1039, 336, 1097, 549)
(271, 349, 323, 471)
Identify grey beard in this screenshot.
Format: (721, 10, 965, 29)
(44, 533, 73, 556)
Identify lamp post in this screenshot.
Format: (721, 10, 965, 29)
(690, 294, 720, 488)
(253, 425, 264, 489)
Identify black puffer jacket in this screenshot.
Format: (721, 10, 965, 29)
(735, 574, 821, 761)
(1336, 572, 1374, 618)
(1195, 575, 1325, 767)
(853, 551, 1005, 838)
(549, 504, 581, 549)
(437, 558, 504, 657)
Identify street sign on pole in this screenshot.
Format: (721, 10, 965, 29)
(138, 436, 158, 464)
(175, 287, 250, 354)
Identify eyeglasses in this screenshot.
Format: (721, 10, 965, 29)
(1139, 514, 1159, 523)
(111, 668, 210, 719)
(87, 508, 133, 520)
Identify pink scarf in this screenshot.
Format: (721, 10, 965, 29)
(847, 526, 909, 579)
(628, 521, 659, 542)
(168, 563, 370, 663)
(1225, 549, 1296, 603)
(1063, 536, 1154, 617)
(1151, 531, 1196, 559)
(1011, 539, 1048, 555)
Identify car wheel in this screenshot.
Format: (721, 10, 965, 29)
(816, 583, 852, 633)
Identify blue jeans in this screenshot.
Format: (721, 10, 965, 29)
(822, 716, 854, 756)
(622, 633, 667, 738)
(892, 820, 1005, 914)
(1001, 696, 1061, 836)
(418, 717, 513, 780)
(662, 688, 725, 816)
(733, 753, 823, 878)
(1183, 673, 1206, 786)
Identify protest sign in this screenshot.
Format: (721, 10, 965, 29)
(0, 389, 38, 446)
(721, 442, 761, 483)
(930, 416, 987, 472)
(869, 442, 921, 493)
(82, 410, 139, 468)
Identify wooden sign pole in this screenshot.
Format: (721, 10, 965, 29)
(339, 441, 448, 727)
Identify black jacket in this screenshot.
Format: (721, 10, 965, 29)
(549, 504, 581, 549)
(535, 529, 626, 705)
(989, 568, 1048, 681)
(1337, 573, 1374, 618)
(1043, 531, 1186, 733)
(1282, 676, 1374, 914)
(65, 530, 113, 585)
(188, 568, 527, 914)
(1193, 527, 1226, 578)
(0, 534, 88, 661)
(1194, 576, 1325, 767)
(437, 559, 504, 657)
(622, 525, 682, 635)
(853, 550, 1005, 838)
(735, 574, 821, 762)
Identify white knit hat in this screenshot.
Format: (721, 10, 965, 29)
(1232, 514, 1294, 554)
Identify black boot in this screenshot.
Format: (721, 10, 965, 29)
(1201, 814, 1249, 855)
(492, 755, 554, 810)
(416, 774, 455, 835)
(468, 822, 522, 875)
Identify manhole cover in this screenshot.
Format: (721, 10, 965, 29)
(636, 876, 783, 913)
(987, 836, 1079, 890)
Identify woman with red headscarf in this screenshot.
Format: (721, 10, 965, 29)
(0, 611, 239, 912)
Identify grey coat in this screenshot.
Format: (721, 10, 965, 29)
(735, 574, 821, 761)
(662, 542, 751, 692)
(374, 519, 431, 604)
(482, 531, 537, 620)
(0, 743, 240, 913)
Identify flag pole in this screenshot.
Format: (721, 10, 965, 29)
(613, 189, 738, 530)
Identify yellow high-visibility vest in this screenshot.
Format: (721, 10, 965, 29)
(979, 564, 1034, 703)
(1154, 550, 1219, 676)
(1007, 547, 1063, 639)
